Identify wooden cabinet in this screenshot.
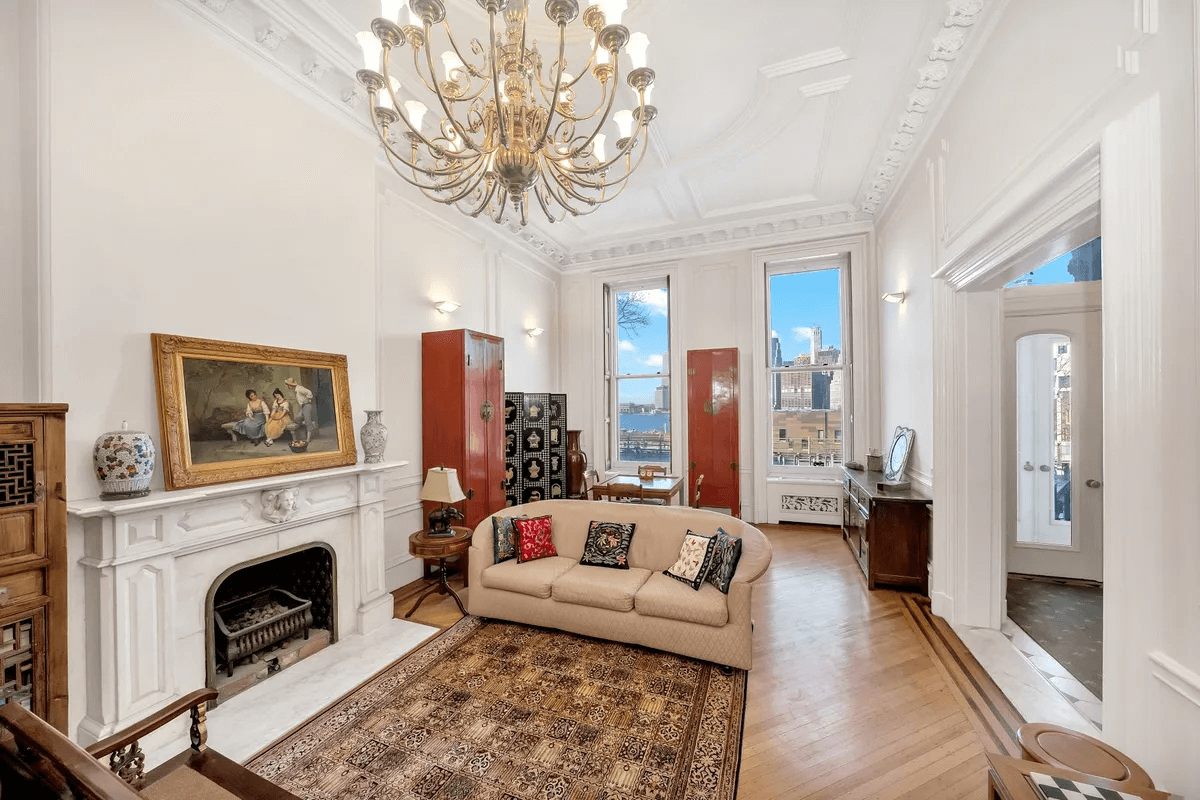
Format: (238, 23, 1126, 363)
(842, 467, 929, 594)
(0, 404, 68, 732)
(686, 349, 740, 516)
(421, 330, 506, 530)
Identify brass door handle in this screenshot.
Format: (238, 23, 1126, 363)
(1023, 462, 1034, 472)
(1086, 479, 1102, 488)
(466, 488, 475, 500)
(480, 400, 495, 422)
(1038, 465, 1051, 473)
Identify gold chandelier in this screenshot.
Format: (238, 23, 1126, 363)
(356, 0, 657, 226)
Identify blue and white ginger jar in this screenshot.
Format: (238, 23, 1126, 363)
(93, 421, 156, 500)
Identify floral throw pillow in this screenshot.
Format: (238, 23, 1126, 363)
(492, 514, 526, 564)
(706, 527, 743, 594)
(663, 531, 717, 590)
(580, 520, 637, 569)
(513, 515, 557, 562)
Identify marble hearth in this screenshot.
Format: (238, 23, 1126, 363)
(68, 461, 404, 745)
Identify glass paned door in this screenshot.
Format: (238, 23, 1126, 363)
(1015, 334, 1072, 546)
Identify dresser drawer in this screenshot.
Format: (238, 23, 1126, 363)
(0, 569, 46, 610)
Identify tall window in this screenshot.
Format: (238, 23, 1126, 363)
(605, 279, 671, 468)
(766, 256, 849, 469)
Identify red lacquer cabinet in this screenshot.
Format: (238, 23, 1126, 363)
(687, 348, 740, 517)
(422, 330, 506, 530)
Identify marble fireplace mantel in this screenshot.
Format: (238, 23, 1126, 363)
(68, 460, 406, 744)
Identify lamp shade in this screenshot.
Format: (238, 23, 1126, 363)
(419, 466, 467, 504)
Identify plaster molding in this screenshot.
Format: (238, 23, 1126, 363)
(760, 47, 850, 78)
(563, 207, 871, 271)
(856, 0, 991, 216)
(1148, 651, 1200, 709)
(934, 146, 1100, 289)
(199, 0, 233, 10)
(255, 23, 288, 50)
(799, 74, 853, 98)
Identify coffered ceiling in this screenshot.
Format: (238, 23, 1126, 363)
(180, 0, 990, 267)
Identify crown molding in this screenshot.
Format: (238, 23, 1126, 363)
(854, 0, 990, 217)
(761, 47, 850, 78)
(562, 205, 871, 271)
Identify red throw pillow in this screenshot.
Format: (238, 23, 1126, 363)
(513, 515, 557, 562)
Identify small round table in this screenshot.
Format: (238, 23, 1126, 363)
(405, 526, 472, 619)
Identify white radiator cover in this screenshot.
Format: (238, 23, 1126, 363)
(764, 478, 842, 525)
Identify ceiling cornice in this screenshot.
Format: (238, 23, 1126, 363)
(854, 0, 989, 217)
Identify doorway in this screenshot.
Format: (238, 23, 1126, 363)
(1002, 245, 1103, 727)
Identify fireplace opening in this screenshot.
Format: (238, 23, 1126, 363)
(205, 543, 336, 704)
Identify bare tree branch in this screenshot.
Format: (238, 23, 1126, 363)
(616, 291, 651, 337)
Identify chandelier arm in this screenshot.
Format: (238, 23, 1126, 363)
(487, 9, 509, 150)
(572, 138, 649, 185)
(380, 138, 485, 190)
(369, 102, 478, 176)
(532, 182, 569, 223)
(405, 39, 441, 95)
(552, 79, 616, 124)
(421, 23, 482, 153)
(376, 50, 475, 161)
(536, 35, 599, 95)
(461, 175, 501, 218)
(492, 190, 511, 224)
(541, 159, 598, 210)
(557, 57, 622, 161)
(438, 16, 488, 79)
(572, 102, 650, 175)
(533, 23, 570, 153)
(426, 156, 493, 204)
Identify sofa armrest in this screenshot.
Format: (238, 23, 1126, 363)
(731, 527, 773, 585)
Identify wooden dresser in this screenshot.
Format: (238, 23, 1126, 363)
(0, 404, 68, 732)
(842, 467, 930, 594)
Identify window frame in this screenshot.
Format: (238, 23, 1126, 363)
(764, 253, 853, 477)
(604, 276, 673, 472)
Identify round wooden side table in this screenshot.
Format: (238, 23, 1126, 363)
(405, 526, 472, 619)
(1017, 722, 1155, 789)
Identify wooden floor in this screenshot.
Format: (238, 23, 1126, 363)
(393, 524, 996, 799)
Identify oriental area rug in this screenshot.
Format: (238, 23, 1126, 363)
(248, 616, 747, 800)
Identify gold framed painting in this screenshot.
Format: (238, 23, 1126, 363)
(152, 333, 357, 491)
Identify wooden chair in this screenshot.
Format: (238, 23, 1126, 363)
(0, 689, 300, 800)
(637, 464, 667, 480)
(692, 474, 705, 508)
(593, 482, 646, 503)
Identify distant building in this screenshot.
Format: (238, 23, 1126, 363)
(654, 383, 669, 411)
(770, 336, 783, 409)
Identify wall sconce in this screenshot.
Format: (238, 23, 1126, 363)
(434, 300, 461, 314)
(882, 292, 907, 304)
(526, 327, 544, 338)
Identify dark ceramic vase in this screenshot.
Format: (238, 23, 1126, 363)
(566, 430, 587, 498)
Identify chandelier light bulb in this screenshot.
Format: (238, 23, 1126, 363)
(405, 4, 422, 26)
(377, 76, 400, 110)
(356, 31, 383, 72)
(604, 0, 626, 25)
(441, 51, 466, 82)
(591, 36, 610, 65)
(627, 32, 650, 69)
(558, 72, 573, 102)
(380, 0, 404, 22)
(593, 133, 607, 163)
(642, 84, 654, 104)
(404, 100, 427, 130)
(614, 109, 634, 139)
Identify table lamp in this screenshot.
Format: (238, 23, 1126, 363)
(420, 466, 467, 537)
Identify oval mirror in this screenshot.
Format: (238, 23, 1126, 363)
(884, 426, 914, 482)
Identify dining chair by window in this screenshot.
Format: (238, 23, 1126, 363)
(692, 474, 705, 509)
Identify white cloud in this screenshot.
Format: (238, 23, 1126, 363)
(640, 354, 664, 369)
(771, 329, 779, 339)
(618, 340, 636, 352)
(793, 326, 814, 343)
(642, 288, 669, 317)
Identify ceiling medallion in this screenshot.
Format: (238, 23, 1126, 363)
(356, 0, 658, 226)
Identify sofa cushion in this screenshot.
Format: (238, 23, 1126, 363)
(552, 565, 652, 611)
(706, 527, 743, 594)
(480, 556, 576, 598)
(514, 515, 557, 562)
(492, 514, 525, 563)
(634, 573, 729, 627)
(663, 531, 718, 590)
(579, 520, 637, 569)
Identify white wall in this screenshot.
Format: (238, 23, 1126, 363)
(376, 187, 561, 590)
(12, 0, 559, 740)
(0, 0, 33, 402)
(875, 0, 1200, 790)
(875, 172, 933, 488)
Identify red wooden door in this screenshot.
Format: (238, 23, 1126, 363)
(483, 336, 506, 518)
(687, 348, 740, 517)
(463, 332, 490, 527)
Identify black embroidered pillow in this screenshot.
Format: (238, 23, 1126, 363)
(663, 531, 717, 590)
(706, 527, 743, 594)
(580, 520, 637, 569)
(492, 514, 525, 563)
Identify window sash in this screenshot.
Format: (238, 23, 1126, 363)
(606, 278, 671, 470)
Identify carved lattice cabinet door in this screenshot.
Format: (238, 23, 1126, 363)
(686, 350, 740, 517)
(0, 404, 68, 732)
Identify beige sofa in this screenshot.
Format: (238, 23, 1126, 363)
(466, 499, 772, 670)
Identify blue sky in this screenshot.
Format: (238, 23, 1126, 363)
(617, 287, 669, 404)
(769, 268, 842, 363)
